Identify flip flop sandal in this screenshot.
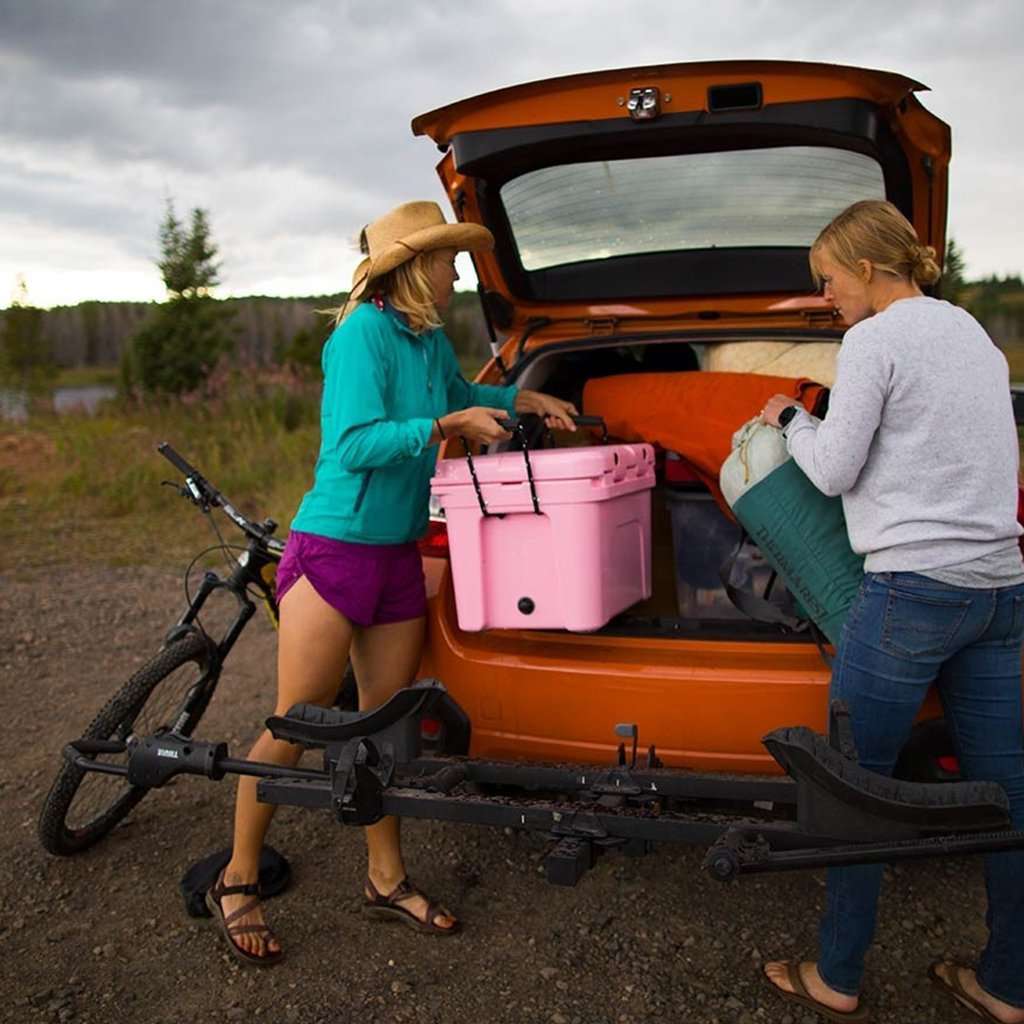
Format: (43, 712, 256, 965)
(928, 961, 1009, 1023)
(765, 962, 870, 1022)
(363, 875, 461, 936)
(205, 869, 284, 967)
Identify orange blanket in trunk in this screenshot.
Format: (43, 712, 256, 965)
(582, 371, 827, 508)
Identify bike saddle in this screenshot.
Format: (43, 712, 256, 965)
(266, 678, 444, 747)
(764, 725, 1010, 842)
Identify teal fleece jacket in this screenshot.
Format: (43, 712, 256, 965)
(291, 301, 518, 544)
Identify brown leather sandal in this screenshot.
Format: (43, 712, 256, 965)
(765, 962, 869, 1022)
(928, 961, 1011, 1023)
(205, 869, 284, 967)
(363, 876, 461, 936)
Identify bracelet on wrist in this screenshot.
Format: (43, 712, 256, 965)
(435, 417, 446, 440)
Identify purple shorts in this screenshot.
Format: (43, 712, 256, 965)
(275, 531, 427, 627)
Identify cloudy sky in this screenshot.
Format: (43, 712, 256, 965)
(1, 0, 1021, 309)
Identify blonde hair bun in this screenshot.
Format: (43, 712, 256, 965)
(911, 244, 941, 287)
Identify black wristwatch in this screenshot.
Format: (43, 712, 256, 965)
(778, 405, 799, 429)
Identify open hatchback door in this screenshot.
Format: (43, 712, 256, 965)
(412, 60, 950, 330)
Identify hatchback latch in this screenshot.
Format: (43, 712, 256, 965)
(627, 87, 661, 121)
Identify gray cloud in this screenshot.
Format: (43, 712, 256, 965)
(1, 0, 1021, 307)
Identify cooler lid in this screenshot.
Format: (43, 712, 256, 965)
(432, 443, 653, 487)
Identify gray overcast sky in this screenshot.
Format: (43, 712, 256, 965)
(1, 0, 1021, 308)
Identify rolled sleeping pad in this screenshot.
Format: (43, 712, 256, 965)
(720, 419, 864, 646)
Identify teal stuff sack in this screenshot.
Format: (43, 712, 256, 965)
(731, 458, 864, 645)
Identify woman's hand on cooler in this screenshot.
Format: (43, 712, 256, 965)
(438, 407, 513, 445)
(515, 390, 579, 432)
(761, 394, 797, 428)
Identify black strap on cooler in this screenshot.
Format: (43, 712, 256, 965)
(459, 414, 609, 518)
(461, 420, 541, 518)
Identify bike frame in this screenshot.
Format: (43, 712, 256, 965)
(149, 443, 287, 734)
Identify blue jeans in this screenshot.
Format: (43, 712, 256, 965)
(817, 572, 1024, 1008)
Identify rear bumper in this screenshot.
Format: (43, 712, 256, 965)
(419, 561, 886, 774)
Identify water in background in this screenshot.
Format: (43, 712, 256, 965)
(0, 385, 116, 422)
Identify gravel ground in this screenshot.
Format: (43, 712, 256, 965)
(0, 565, 996, 1024)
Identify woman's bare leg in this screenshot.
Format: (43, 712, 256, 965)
(351, 617, 454, 929)
(219, 575, 354, 958)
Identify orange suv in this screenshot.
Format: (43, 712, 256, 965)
(411, 60, 966, 777)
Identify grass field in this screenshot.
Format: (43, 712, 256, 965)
(1, 375, 320, 570)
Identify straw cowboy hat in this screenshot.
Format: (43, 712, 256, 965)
(348, 200, 494, 304)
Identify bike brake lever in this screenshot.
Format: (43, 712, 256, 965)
(161, 479, 194, 502)
(161, 477, 211, 512)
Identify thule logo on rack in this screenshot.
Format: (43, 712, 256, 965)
(157, 748, 180, 759)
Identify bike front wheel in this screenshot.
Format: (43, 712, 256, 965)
(38, 631, 216, 856)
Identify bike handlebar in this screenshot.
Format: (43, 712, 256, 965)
(157, 442, 281, 549)
(157, 442, 202, 480)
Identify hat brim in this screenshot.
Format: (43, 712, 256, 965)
(349, 221, 493, 301)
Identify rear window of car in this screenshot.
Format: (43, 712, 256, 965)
(500, 146, 886, 271)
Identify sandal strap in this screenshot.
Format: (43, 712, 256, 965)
(385, 877, 416, 903)
(211, 867, 260, 904)
(222, 896, 262, 928)
(787, 962, 812, 1001)
(214, 880, 260, 898)
(227, 922, 275, 937)
(366, 874, 419, 905)
(365, 875, 455, 929)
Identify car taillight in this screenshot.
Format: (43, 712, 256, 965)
(665, 451, 704, 489)
(420, 715, 443, 741)
(417, 517, 449, 559)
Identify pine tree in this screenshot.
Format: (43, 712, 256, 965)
(126, 200, 235, 395)
(942, 237, 967, 306)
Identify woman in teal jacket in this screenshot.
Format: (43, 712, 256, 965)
(206, 201, 577, 965)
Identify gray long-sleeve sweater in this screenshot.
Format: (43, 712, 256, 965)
(784, 296, 1023, 575)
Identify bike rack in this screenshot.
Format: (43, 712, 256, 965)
(64, 685, 1024, 887)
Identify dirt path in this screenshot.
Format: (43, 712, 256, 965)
(0, 566, 993, 1024)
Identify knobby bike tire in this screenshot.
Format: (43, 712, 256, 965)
(38, 631, 216, 856)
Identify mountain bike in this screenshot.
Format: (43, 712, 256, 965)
(38, 443, 292, 856)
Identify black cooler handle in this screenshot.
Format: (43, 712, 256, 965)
(461, 420, 541, 518)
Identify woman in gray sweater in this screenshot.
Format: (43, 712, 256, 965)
(761, 200, 1024, 1024)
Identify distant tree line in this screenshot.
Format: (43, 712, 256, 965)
(3, 229, 1022, 397)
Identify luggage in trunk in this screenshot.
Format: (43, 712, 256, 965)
(721, 420, 864, 644)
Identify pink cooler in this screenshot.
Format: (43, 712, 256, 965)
(430, 443, 655, 632)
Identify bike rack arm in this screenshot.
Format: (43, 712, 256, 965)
(64, 736, 325, 786)
(704, 826, 1024, 881)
